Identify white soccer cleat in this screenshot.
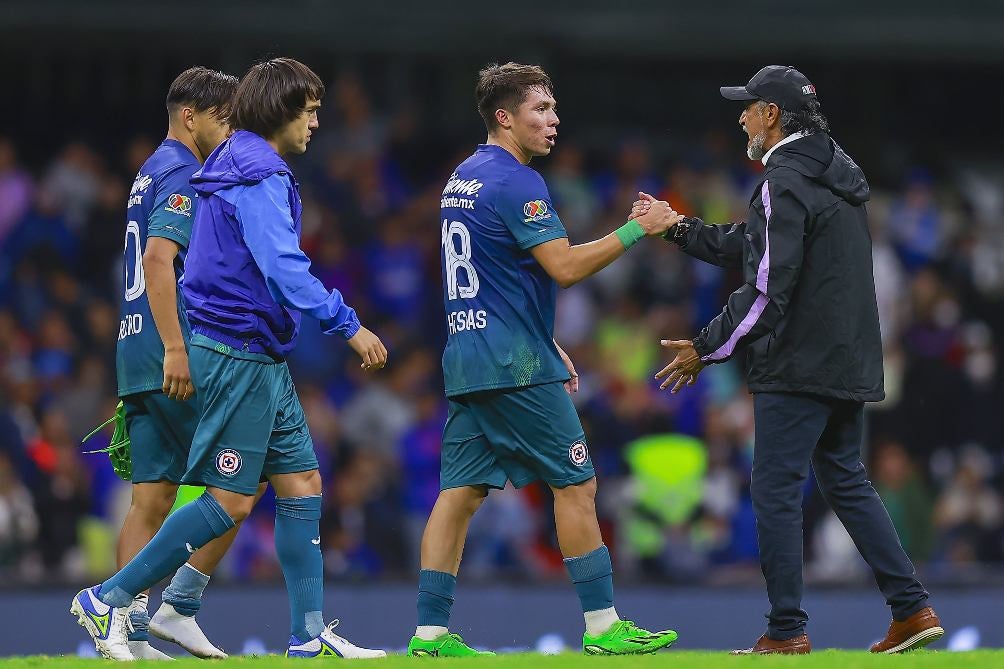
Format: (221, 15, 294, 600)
(128, 640, 174, 660)
(286, 620, 387, 659)
(70, 586, 135, 661)
(150, 602, 227, 659)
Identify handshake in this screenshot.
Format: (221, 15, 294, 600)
(629, 191, 684, 237)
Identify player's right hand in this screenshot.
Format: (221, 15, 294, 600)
(163, 347, 195, 401)
(633, 191, 683, 236)
(348, 326, 388, 371)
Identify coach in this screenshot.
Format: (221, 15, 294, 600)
(641, 66, 943, 654)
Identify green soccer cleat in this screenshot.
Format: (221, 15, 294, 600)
(582, 619, 679, 655)
(408, 633, 495, 657)
(81, 400, 132, 481)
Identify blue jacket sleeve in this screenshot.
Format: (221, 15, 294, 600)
(236, 174, 361, 339)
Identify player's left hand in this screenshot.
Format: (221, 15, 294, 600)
(555, 341, 579, 394)
(655, 339, 705, 393)
(348, 326, 388, 371)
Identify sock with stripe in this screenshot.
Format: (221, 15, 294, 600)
(127, 593, 151, 642)
(98, 493, 235, 608)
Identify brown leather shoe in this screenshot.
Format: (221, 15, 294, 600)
(870, 607, 945, 653)
(731, 633, 811, 655)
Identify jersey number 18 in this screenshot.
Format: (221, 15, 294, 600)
(442, 219, 480, 300)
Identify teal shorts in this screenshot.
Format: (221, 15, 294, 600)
(123, 390, 200, 485)
(441, 381, 594, 491)
(183, 334, 318, 495)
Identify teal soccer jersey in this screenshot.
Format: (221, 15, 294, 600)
(116, 139, 199, 397)
(440, 144, 569, 397)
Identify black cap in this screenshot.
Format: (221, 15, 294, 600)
(720, 65, 817, 111)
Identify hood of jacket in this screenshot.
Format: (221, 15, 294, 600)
(190, 130, 291, 196)
(768, 132, 870, 205)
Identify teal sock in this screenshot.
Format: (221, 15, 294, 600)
(127, 609, 150, 642)
(275, 495, 324, 642)
(127, 595, 150, 642)
(417, 569, 456, 627)
(162, 563, 211, 617)
(564, 545, 614, 613)
(99, 493, 235, 608)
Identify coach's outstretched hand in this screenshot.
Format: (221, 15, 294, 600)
(348, 326, 388, 371)
(631, 192, 683, 235)
(655, 339, 705, 393)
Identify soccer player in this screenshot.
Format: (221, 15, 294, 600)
(104, 66, 241, 660)
(71, 57, 388, 660)
(407, 62, 682, 657)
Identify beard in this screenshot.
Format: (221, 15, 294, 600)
(747, 131, 767, 161)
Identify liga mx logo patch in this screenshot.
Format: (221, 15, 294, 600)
(523, 199, 550, 223)
(568, 440, 589, 467)
(216, 449, 242, 477)
(165, 193, 192, 217)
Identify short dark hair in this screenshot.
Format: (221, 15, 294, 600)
(475, 62, 552, 133)
(778, 98, 830, 137)
(230, 58, 325, 139)
(166, 67, 238, 120)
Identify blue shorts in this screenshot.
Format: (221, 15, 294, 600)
(440, 381, 594, 491)
(123, 390, 199, 485)
(182, 334, 318, 495)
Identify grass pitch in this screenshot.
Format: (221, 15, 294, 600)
(3, 651, 1004, 669)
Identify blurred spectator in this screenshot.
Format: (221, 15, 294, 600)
(933, 446, 1003, 564)
(397, 391, 448, 568)
(0, 450, 38, 577)
(27, 407, 90, 575)
(872, 439, 934, 562)
(40, 143, 102, 231)
(887, 169, 944, 272)
(364, 211, 428, 327)
(322, 451, 407, 578)
(80, 175, 129, 296)
(592, 139, 660, 212)
(341, 346, 434, 459)
(0, 138, 33, 249)
(546, 143, 600, 237)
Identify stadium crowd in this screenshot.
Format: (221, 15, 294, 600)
(1, 73, 1003, 587)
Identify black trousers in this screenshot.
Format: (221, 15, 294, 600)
(751, 392, 930, 639)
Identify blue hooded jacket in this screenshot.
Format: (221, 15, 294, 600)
(181, 130, 360, 359)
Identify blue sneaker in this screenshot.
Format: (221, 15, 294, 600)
(286, 620, 386, 659)
(70, 586, 134, 661)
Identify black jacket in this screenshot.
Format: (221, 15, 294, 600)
(676, 132, 884, 402)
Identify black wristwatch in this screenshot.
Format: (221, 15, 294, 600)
(664, 216, 696, 246)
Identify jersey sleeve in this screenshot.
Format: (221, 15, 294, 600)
(494, 167, 567, 250)
(147, 164, 197, 249)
